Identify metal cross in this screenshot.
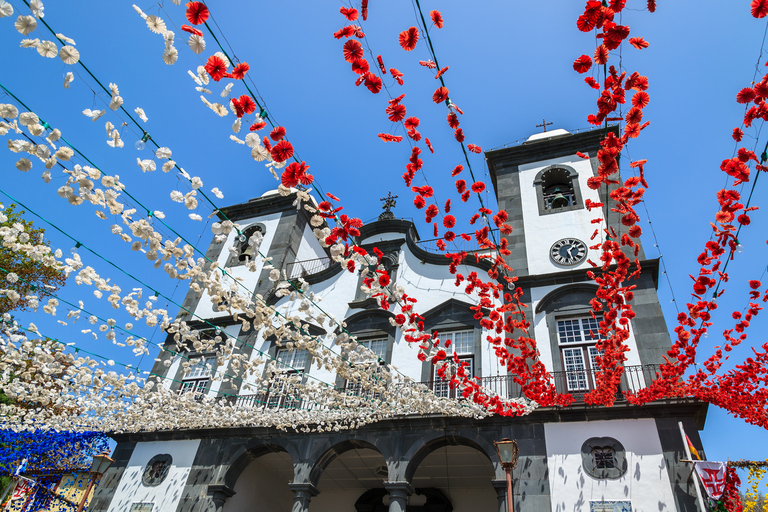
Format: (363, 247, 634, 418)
(380, 191, 398, 213)
(536, 118, 553, 132)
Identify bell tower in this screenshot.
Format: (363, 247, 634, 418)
(486, 126, 668, 370)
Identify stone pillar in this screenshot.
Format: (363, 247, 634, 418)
(207, 484, 236, 512)
(288, 483, 320, 512)
(491, 480, 508, 512)
(384, 481, 413, 512)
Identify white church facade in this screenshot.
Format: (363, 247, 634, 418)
(90, 127, 708, 512)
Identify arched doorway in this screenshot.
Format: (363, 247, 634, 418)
(223, 450, 294, 512)
(408, 439, 497, 512)
(311, 442, 389, 512)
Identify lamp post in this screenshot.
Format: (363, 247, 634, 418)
(76, 451, 113, 512)
(494, 438, 519, 512)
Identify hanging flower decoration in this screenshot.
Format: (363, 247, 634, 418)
(432, 86, 449, 103)
(270, 140, 294, 162)
(340, 6, 359, 20)
(185, 1, 209, 25)
(343, 39, 364, 62)
(204, 54, 227, 81)
(398, 27, 419, 51)
(430, 10, 444, 28)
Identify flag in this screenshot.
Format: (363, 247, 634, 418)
(694, 461, 727, 500)
(13, 458, 27, 476)
(11, 479, 33, 501)
(685, 434, 700, 460)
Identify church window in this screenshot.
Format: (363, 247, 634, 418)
(345, 338, 388, 398)
(266, 348, 308, 409)
(226, 223, 265, 267)
(432, 330, 475, 399)
(179, 356, 215, 400)
(557, 316, 603, 391)
(591, 447, 616, 469)
(533, 165, 584, 215)
(581, 437, 627, 479)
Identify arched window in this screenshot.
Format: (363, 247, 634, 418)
(237, 225, 264, 262)
(226, 223, 265, 267)
(533, 165, 584, 215)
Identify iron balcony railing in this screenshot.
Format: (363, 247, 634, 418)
(218, 364, 662, 411)
(284, 257, 332, 280)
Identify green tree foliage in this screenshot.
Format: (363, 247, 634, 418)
(0, 204, 67, 407)
(0, 203, 66, 317)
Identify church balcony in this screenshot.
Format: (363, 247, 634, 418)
(285, 256, 332, 279)
(221, 364, 662, 411)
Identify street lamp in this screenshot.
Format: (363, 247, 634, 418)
(494, 438, 519, 512)
(76, 451, 113, 512)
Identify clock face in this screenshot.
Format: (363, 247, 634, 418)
(550, 238, 587, 266)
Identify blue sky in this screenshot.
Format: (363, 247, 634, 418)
(1, 0, 767, 470)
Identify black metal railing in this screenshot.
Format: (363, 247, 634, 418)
(420, 364, 661, 403)
(219, 365, 662, 410)
(284, 257, 332, 279)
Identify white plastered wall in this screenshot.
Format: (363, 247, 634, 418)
(192, 212, 282, 320)
(106, 440, 201, 512)
(544, 419, 676, 512)
(518, 155, 606, 276)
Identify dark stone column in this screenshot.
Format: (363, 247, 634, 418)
(207, 484, 235, 512)
(492, 479, 508, 512)
(288, 483, 319, 512)
(383, 481, 413, 512)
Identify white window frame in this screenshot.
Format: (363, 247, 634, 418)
(556, 316, 604, 392)
(179, 356, 215, 400)
(265, 348, 308, 409)
(432, 330, 475, 399)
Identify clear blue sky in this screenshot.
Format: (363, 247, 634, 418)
(0, 0, 767, 471)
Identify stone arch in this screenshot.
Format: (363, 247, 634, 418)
(308, 438, 387, 487)
(535, 283, 599, 314)
(222, 440, 296, 490)
(532, 164, 584, 215)
(404, 434, 500, 482)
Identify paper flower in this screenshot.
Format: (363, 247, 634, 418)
(340, 7, 358, 20)
(343, 39, 363, 63)
(146, 15, 167, 34)
(364, 73, 382, 94)
(204, 55, 227, 82)
(352, 58, 369, 75)
(0, 1, 13, 17)
(135, 107, 148, 122)
(752, 0, 768, 18)
(270, 126, 287, 141)
(573, 54, 592, 73)
(231, 62, 249, 79)
(378, 133, 403, 142)
(251, 146, 269, 161)
(399, 27, 419, 51)
(432, 86, 449, 103)
(185, 1, 209, 25)
(15, 15, 36, 35)
(162, 46, 178, 65)
(430, 10, 443, 28)
(270, 140, 294, 162)
(15, 158, 32, 172)
(180, 24, 203, 36)
(385, 103, 406, 122)
(37, 41, 58, 58)
(188, 34, 205, 54)
(390, 68, 404, 85)
(59, 45, 79, 64)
